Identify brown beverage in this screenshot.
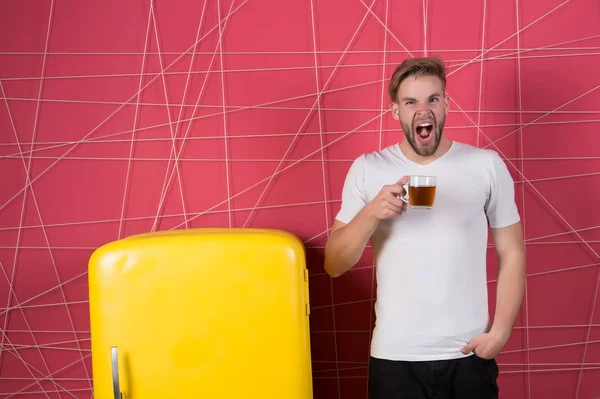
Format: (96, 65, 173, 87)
(408, 186, 436, 208)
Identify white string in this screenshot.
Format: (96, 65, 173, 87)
(0, 263, 53, 397)
(476, 0, 487, 148)
(450, 111, 600, 392)
(0, 377, 90, 382)
(367, 1, 389, 395)
(0, 199, 344, 237)
(0, 83, 35, 388)
(0, 271, 87, 318)
(5, 330, 90, 334)
(311, 355, 600, 363)
(5, 47, 600, 103)
(357, 0, 414, 58)
(3, 239, 599, 252)
(312, 324, 600, 333)
(514, 324, 600, 329)
(2, 300, 89, 311)
(0, 49, 57, 399)
(0, 4, 597, 396)
(150, 2, 189, 232)
(4, 337, 90, 349)
(446, 0, 571, 78)
(5, 353, 92, 399)
(5, 38, 600, 56)
(2, 48, 600, 82)
(0, 377, 92, 381)
(118, 3, 152, 240)
(240, 0, 379, 228)
(172, 0, 208, 152)
(482, 84, 600, 150)
(450, 92, 600, 398)
(0, 165, 597, 233)
(3, 95, 598, 119)
(514, 1, 531, 395)
(314, 362, 600, 371)
(169, 0, 208, 227)
(448, 51, 600, 71)
(309, 256, 597, 282)
(305, 228, 332, 244)
(502, 366, 600, 374)
(171, 110, 386, 230)
(422, 0, 428, 57)
(3, 77, 598, 159)
(526, 225, 600, 242)
(217, 0, 233, 228)
(502, 339, 600, 354)
(3, 326, 596, 338)
(314, 365, 369, 373)
(0, 208, 534, 237)
(309, 0, 329, 242)
(0, 286, 77, 398)
(2, 346, 90, 353)
(150, 0, 244, 233)
(17, 182, 92, 390)
(307, 1, 339, 396)
(5, 116, 600, 159)
(489, 260, 600, 281)
(311, 298, 374, 310)
(444, 32, 600, 66)
(0, 343, 57, 398)
(377, 0, 389, 152)
(0, 2, 82, 393)
(449, 96, 600, 259)
(2, 69, 598, 158)
(524, 262, 599, 278)
(7, 388, 91, 395)
(310, 366, 600, 378)
(0, 0, 251, 216)
(3, 115, 600, 161)
(575, 247, 600, 391)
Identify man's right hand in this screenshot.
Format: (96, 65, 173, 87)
(324, 176, 410, 278)
(366, 176, 409, 220)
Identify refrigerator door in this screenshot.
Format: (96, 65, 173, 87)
(89, 228, 312, 398)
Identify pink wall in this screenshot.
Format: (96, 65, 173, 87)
(1, 0, 600, 397)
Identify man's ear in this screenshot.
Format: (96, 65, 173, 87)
(391, 102, 400, 120)
(444, 94, 450, 115)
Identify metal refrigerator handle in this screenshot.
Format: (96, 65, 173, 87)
(111, 346, 123, 399)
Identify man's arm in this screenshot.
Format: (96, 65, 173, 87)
(461, 221, 526, 358)
(324, 177, 409, 278)
(324, 210, 379, 278)
(489, 221, 526, 341)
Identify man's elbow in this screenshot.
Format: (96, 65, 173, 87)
(324, 258, 344, 278)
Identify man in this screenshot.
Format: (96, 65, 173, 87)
(323, 57, 526, 398)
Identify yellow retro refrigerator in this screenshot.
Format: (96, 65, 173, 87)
(88, 228, 313, 398)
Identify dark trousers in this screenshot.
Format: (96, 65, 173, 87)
(368, 355, 499, 399)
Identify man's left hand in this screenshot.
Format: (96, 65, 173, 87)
(461, 331, 509, 359)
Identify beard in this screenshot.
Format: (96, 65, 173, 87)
(401, 113, 445, 157)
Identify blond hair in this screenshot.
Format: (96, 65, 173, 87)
(388, 57, 447, 103)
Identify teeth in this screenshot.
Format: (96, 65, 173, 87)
(419, 122, 432, 127)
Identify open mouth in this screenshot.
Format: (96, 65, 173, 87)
(415, 122, 434, 144)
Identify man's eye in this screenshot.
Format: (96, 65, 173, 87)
(405, 101, 414, 105)
(430, 98, 439, 103)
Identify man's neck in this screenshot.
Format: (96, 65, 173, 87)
(399, 136, 453, 165)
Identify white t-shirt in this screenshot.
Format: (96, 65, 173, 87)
(335, 141, 521, 361)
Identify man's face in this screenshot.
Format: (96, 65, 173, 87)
(391, 75, 449, 157)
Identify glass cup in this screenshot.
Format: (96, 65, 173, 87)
(399, 175, 437, 209)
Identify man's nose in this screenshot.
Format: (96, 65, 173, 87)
(416, 103, 431, 115)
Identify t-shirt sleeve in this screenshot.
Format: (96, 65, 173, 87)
(485, 151, 521, 228)
(335, 155, 369, 224)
